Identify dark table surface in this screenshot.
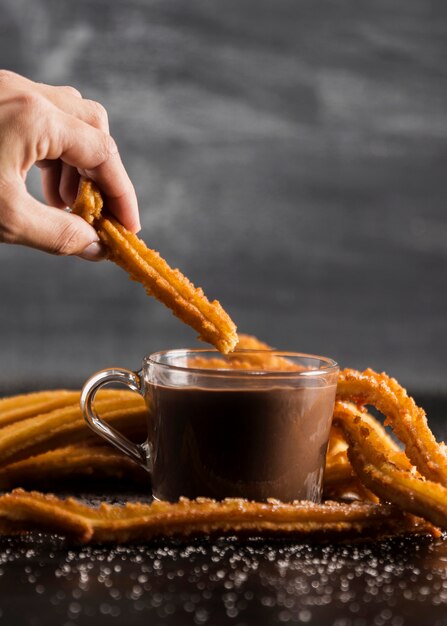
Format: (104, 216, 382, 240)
(1, 531, 447, 626)
(0, 393, 446, 626)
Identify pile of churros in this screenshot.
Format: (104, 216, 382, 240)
(0, 365, 445, 543)
(0, 181, 444, 544)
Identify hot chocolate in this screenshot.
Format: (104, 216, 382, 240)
(146, 383, 336, 502)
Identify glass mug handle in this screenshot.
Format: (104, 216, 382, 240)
(80, 367, 148, 470)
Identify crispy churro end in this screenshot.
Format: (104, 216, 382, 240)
(222, 331, 239, 354)
(197, 328, 238, 354)
(72, 178, 103, 224)
(213, 333, 238, 354)
(198, 310, 238, 354)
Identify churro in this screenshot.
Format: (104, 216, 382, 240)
(0, 391, 146, 465)
(337, 369, 447, 486)
(73, 179, 238, 353)
(0, 489, 428, 544)
(0, 445, 148, 489)
(334, 401, 447, 531)
(0, 390, 80, 428)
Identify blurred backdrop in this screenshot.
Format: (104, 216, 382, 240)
(1, 0, 447, 394)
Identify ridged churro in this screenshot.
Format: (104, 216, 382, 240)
(0, 390, 80, 428)
(337, 369, 447, 486)
(0, 391, 146, 465)
(72, 179, 238, 353)
(0, 489, 427, 544)
(0, 445, 148, 490)
(334, 401, 447, 531)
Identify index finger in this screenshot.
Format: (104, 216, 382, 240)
(48, 111, 140, 233)
(78, 149, 141, 233)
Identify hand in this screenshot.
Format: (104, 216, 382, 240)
(0, 70, 140, 260)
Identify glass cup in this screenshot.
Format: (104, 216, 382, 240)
(81, 349, 338, 502)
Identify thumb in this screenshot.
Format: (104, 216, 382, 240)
(0, 181, 103, 260)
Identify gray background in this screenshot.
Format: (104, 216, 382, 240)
(1, 0, 447, 393)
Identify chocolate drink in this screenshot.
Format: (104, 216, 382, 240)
(145, 384, 335, 502)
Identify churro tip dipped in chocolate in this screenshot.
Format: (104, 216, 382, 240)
(72, 178, 238, 354)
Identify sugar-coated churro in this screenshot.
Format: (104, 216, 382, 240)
(0, 445, 148, 489)
(0, 390, 80, 428)
(0, 489, 429, 544)
(72, 179, 238, 353)
(334, 401, 447, 531)
(337, 369, 447, 486)
(0, 391, 146, 465)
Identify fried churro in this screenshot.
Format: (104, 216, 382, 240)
(0, 489, 428, 544)
(0, 390, 80, 428)
(72, 179, 238, 353)
(337, 369, 447, 486)
(334, 401, 447, 531)
(0, 445, 148, 489)
(0, 391, 146, 465)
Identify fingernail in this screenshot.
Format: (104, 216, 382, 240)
(78, 241, 105, 262)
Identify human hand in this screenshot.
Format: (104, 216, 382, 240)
(0, 70, 140, 260)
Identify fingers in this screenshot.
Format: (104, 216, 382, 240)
(79, 153, 140, 233)
(49, 111, 140, 232)
(2, 73, 110, 133)
(32, 106, 140, 232)
(39, 160, 65, 208)
(36, 84, 110, 133)
(59, 163, 80, 207)
(0, 71, 139, 232)
(38, 161, 81, 210)
(0, 178, 105, 260)
(36, 83, 140, 229)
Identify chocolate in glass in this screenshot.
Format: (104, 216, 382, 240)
(144, 351, 338, 502)
(82, 349, 338, 503)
